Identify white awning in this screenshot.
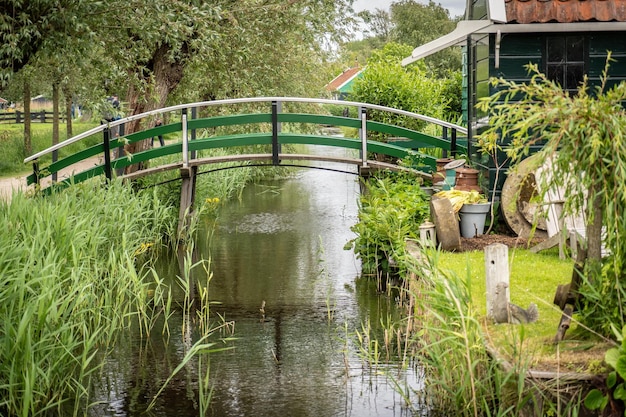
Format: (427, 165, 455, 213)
(402, 17, 626, 67)
(401, 20, 492, 66)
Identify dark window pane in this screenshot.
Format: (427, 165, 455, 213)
(566, 63, 585, 90)
(547, 37, 565, 62)
(566, 36, 585, 62)
(548, 65, 564, 87)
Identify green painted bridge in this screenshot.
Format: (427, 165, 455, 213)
(24, 97, 467, 189)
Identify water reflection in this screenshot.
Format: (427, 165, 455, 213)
(94, 148, 423, 416)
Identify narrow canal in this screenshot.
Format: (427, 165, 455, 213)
(96, 147, 422, 416)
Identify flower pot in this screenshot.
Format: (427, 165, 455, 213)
(433, 158, 454, 183)
(454, 167, 482, 192)
(459, 202, 491, 238)
(441, 158, 466, 190)
(442, 169, 457, 190)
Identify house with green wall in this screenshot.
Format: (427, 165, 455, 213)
(325, 66, 364, 100)
(403, 0, 626, 195)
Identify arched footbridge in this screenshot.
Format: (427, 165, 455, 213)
(24, 97, 467, 190)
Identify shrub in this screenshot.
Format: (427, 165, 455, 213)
(345, 172, 429, 278)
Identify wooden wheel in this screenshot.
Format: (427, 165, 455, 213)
(500, 155, 548, 238)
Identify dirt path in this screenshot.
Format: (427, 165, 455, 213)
(0, 157, 104, 202)
(0, 174, 27, 201)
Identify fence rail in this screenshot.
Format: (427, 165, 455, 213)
(0, 111, 66, 124)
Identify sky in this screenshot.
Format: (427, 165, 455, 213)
(353, 0, 467, 20)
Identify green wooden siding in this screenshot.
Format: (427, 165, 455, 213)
(589, 33, 626, 84)
(467, 30, 626, 198)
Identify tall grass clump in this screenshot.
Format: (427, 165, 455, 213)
(0, 180, 176, 416)
(398, 248, 588, 417)
(404, 250, 520, 416)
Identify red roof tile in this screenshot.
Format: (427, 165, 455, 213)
(505, 0, 626, 23)
(325, 66, 362, 91)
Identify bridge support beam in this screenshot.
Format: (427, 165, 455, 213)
(177, 166, 198, 241)
(358, 164, 375, 195)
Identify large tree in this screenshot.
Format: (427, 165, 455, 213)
(85, 0, 355, 169)
(2, 0, 354, 167)
(0, 0, 88, 86)
(390, 0, 460, 76)
(339, 0, 461, 77)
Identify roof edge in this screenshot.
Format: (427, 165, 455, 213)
(401, 20, 491, 66)
(402, 21, 626, 65)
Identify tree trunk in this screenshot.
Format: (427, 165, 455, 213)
(63, 83, 73, 138)
(586, 182, 603, 276)
(52, 82, 59, 147)
(124, 43, 186, 174)
(23, 81, 31, 156)
(52, 82, 60, 182)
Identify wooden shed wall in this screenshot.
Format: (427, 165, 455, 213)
(467, 31, 626, 199)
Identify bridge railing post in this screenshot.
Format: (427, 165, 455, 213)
(190, 107, 197, 160)
(451, 128, 457, 157)
(32, 161, 40, 188)
(182, 108, 189, 168)
(442, 127, 448, 158)
(103, 126, 112, 181)
(359, 107, 368, 168)
(271, 100, 281, 165)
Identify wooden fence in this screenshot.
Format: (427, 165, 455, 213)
(0, 111, 66, 124)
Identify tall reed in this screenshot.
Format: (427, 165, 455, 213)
(0, 180, 176, 416)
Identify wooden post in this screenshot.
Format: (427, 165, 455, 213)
(554, 246, 587, 343)
(485, 243, 509, 319)
(103, 128, 112, 181)
(177, 166, 198, 240)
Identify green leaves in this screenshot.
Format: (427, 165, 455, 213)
(350, 42, 461, 136)
(584, 388, 609, 411)
(476, 55, 626, 336)
(347, 173, 429, 275)
(584, 326, 626, 413)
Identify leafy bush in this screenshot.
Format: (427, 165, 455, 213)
(585, 325, 626, 414)
(345, 172, 429, 277)
(349, 42, 462, 138)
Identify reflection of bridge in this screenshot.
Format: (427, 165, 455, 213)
(24, 97, 467, 233)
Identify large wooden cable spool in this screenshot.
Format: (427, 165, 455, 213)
(500, 155, 548, 238)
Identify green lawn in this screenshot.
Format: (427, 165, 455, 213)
(436, 247, 610, 373)
(0, 122, 99, 176)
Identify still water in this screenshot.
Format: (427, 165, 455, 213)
(95, 148, 423, 416)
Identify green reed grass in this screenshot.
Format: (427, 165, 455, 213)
(0, 180, 177, 416)
(407, 251, 517, 416)
(383, 246, 587, 416)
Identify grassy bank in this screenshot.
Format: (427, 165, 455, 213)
(0, 180, 178, 415)
(437, 248, 611, 373)
(0, 122, 99, 176)
(348, 173, 610, 415)
(400, 246, 612, 416)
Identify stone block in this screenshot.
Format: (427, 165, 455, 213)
(430, 196, 461, 251)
